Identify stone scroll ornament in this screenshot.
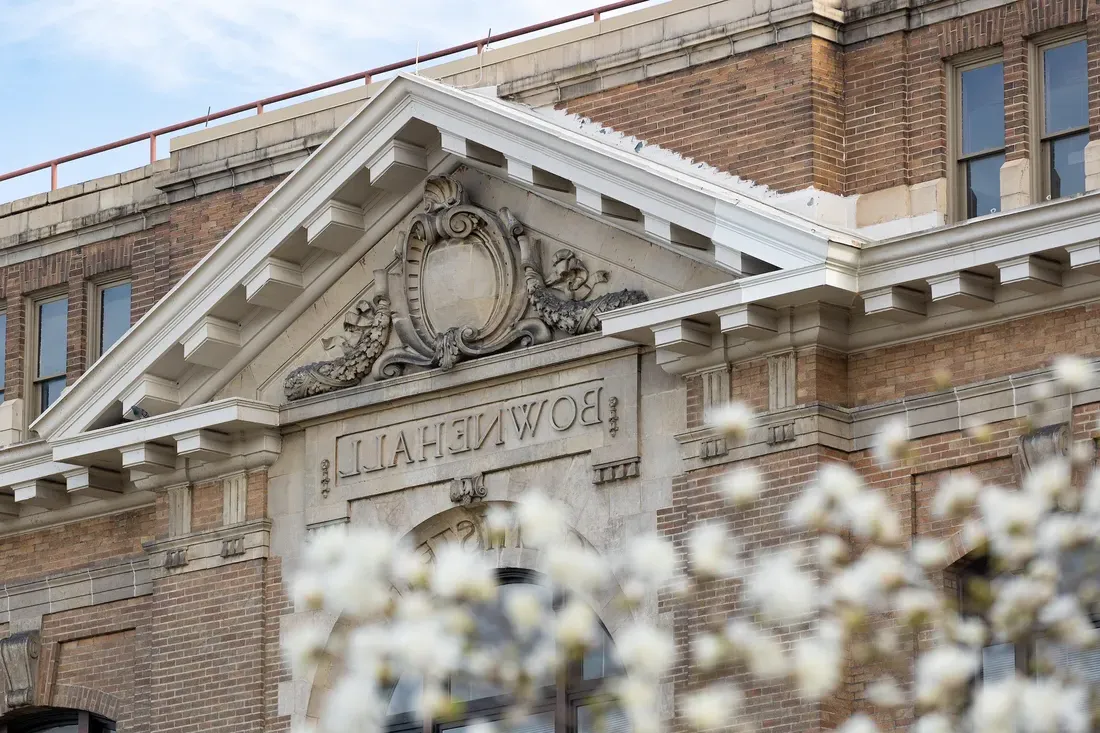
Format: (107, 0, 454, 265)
(283, 282, 392, 401)
(285, 174, 648, 398)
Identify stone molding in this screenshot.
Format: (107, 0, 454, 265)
(0, 558, 151, 625)
(143, 519, 271, 580)
(675, 362, 1093, 471)
(591, 456, 640, 485)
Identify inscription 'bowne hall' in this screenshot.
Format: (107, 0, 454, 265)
(336, 383, 607, 479)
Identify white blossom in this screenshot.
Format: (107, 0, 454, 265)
(843, 489, 903, 545)
(1023, 459, 1071, 509)
(484, 505, 512, 543)
(284, 623, 329, 678)
(913, 713, 955, 733)
(817, 534, 849, 569)
(819, 463, 864, 502)
(990, 575, 1055, 640)
(866, 677, 905, 708)
(707, 402, 755, 441)
(1018, 679, 1069, 733)
(971, 678, 1017, 733)
(321, 674, 386, 733)
(912, 538, 950, 570)
(792, 636, 841, 700)
(617, 623, 676, 681)
(915, 646, 979, 710)
(838, 713, 879, 733)
(391, 617, 462, 677)
(720, 466, 763, 506)
(788, 485, 831, 530)
(687, 523, 738, 579)
(324, 561, 391, 620)
(747, 548, 816, 623)
(691, 632, 725, 672)
(431, 544, 497, 602)
(1053, 355, 1093, 392)
(291, 573, 326, 612)
(895, 587, 942, 626)
(516, 491, 568, 549)
(1038, 595, 1100, 647)
(830, 548, 907, 610)
(680, 684, 742, 731)
(554, 598, 597, 649)
(302, 525, 352, 569)
(1036, 514, 1092, 555)
(505, 586, 546, 639)
(872, 418, 910, 467)
(932, 472, 981, 519)
(725, 620, 788, 680)
(542, 542, 607, 594)
(948, 615, 988, 648)
(624, 534, 680, 588)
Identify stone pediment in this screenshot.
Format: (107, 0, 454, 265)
(281, 173, 655, 401)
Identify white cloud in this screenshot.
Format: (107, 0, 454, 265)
(0, 0, 642, 91)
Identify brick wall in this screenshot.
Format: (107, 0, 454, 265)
(2, 178, 277, 407)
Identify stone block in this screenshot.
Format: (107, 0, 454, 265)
(855, 184, 910, 227)
(26, 202, 62, 231)
(1085, 140, 1100, 193)
(999, 157, 1031, 211)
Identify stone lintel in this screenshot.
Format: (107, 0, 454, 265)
(366, 139, 428, 191)
(121, 443, 177, 475)
(13, 480, 69, 510)
(652, 319, 713, 356)
(175, 429, 233, 463)
(64, 467, 123, 500)
(120, 374, 179, 420)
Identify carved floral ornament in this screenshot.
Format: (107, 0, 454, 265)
(285, 176, 647, 401)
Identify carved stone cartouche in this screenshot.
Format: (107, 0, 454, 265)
(512, 214, 648, 335)
(373, 177, 552, 379)
(0, 631, 40, 710)
(284, 284, 392, 401)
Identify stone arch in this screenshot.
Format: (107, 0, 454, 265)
(301, 499, 636, 724)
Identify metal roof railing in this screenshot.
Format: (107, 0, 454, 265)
(0, 0, 650, 194)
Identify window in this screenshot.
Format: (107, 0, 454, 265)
(0, 708, 115, 733)
(953, 56, 1006, 220)
(32, 296, 67, 414)
(1038, 37, 1088, 200)
(91, 279, 131, 358)
(387, 571, 626, 733)
(0, 311, 7, 404)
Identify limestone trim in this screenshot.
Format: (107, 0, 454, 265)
(674, 360, 1096, 471)
(142, 518, 271, 579)
(0, 557, 151, 625)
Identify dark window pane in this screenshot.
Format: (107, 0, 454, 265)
(0, 313, 7, 390)
(447, 712, 555, 733)
(40, 376, 65, 412)
(386, 674, 421, 715)
(99, 282, 131, 355)
(961, 62, 1005, 155)
(583, 627, 624, 681)
(1045, 40, 1088, 135)
(578, 704, 631, 733)
(1049, 131, 1088, 199)
(981, 642, 1016, 683)
(965, 153, 1005, 218)
(37, 298, 68, 377)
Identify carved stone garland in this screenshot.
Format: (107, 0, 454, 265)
(284, 175, 648, 400)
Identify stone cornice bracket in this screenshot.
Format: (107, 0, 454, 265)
(0, 631, 40, 710)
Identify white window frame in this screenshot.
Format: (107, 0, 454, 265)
(1030, 28, 1089, 202)
(27, 290, 69, 418)
(948, 48, 1007, 222)
(88, 274, 132, 361)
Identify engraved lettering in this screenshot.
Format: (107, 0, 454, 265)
(390, 430, 415, 467)
(510, 400, 545, 439)
(580, 387, 603, 425)
(338, 439, 362, 478)
(450, 416, 471, 454)
(550, 395, 578, 431)
(474, 409, 506, 449)
(419, 422, 444, 462)
(456, 519, 481, 551)
(363, 434, 386, 473)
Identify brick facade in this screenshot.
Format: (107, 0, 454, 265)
(2, 2, 1099, 733)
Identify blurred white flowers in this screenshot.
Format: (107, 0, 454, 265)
(707, 402, 755, 441)
(1053, 355, 1093, 392)
(720, 465, 762, 506)
(680, 684, 742, 731)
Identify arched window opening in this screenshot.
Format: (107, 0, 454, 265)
(386, 569, 629, 733)
(0, 708, 115, 733)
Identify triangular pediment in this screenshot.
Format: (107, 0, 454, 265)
(221, 167, 732, 405)
(24, 72, 862, 483)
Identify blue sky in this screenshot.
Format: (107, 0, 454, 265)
(0, 0, 654, 204)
